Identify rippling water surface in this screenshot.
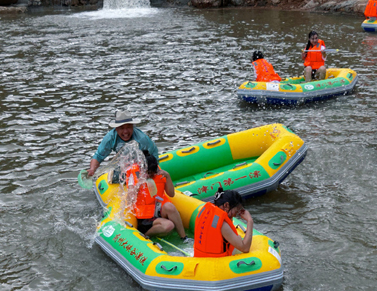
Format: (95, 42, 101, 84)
(1, 4, 376, 291)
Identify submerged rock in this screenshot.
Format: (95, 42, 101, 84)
(0, 6, 26, 13)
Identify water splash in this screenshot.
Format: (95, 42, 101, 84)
(69, 0, 159, 19)
(104, 0, 150, 9)
(94, 140, 148, 220)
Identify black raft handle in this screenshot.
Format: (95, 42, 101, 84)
(273, 155, 285, 166)
(153, 242, 164, 252)
(159, 155, 169, 161)
(236, 224, 246, 233)
(98, 181, 105, 191)
(206, 140, 221, 146)
(203, 172, 219, 178)
(161, 265, 177, 272)
(237, 260, 256, 268)
(175, 181, 190, 187)
(233, 162, 248, 169)
(181, 147, 196, 154)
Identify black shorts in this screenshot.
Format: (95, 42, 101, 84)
(137, 207, 161, 234)
(311, 69, 317, 80)
(137, 217, 157, 234)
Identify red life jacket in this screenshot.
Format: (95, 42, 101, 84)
(304, 39, 326, 70)
(365, 0, 377, 17)
(252, 58, 281, 82)
(126, 164, 170, 219)
(194, 202, 238, 258)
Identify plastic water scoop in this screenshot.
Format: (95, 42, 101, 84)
(77, 169, 93, 189)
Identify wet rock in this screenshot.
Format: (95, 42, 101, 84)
(353, 0, 367, 13)
(0, 5, 26, 12)
(229, 0, 244, 6)
(245, 0, 255, 5)
(319, 0, 337, 10)
(302, 0, 319, 9)
(191, 0, 223, 7)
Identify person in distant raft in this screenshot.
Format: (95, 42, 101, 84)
(130, 151, 191, 243)
(364, 0, 377, 20)
(301, 31, 327, 82)
(87, 109, 158, 177)
(194, 188, 254, 257)
(251, 51, 281, 82)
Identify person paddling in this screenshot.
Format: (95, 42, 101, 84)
(194, 188, 254, 257)
(301, 31, 327, 82)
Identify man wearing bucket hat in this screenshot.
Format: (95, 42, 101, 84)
(87, 110, 158, 176)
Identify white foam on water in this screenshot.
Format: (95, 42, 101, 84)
(70, 0, 159, 19)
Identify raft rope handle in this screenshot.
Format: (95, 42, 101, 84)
(124, 221, 134, 228)
(236, 224, 246, 233)
(175, 181, 190, 187)
(152, 242, 164, 252)
(237, 260, 256, 268)
(233, 162, 248, 169)
(181, 147, 196, 154)
(161, 265, 178, 272)
(203, 172, 219, 178)
(139, 232, 150, 240)
(273, 155, 285, 166)
(206, 140, 221, 146)
(273, 241, 280, 249)
(98, 182, 105, 191)
(159, 154, 169, 161)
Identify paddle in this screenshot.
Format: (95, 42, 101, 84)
(157, 237, 191, 257)
(77, 169, 94, 189)
(302, 49, 339, 53)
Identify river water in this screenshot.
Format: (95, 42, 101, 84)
(0, 3, 376, 291)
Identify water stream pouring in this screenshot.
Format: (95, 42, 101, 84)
(103, 0, 151, 10)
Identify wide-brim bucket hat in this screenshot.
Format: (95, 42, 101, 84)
(109, 110, 140, 128)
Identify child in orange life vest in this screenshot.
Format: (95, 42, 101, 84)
(364, 0, 377, 20)
(194, 188, 254, 257)
(129, 151, 190, 243)
(251, 51, 281, 83)
(301, 31, 327, 82)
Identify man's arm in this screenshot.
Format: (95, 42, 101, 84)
(88, 159, 100, 176)
(88, 130, 115, 176)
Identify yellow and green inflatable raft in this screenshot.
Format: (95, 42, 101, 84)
(237, 68, 358, 105)
(362, 18, 377, 32)
(158, 123, 307, 201)
(94, 176, 283, 291)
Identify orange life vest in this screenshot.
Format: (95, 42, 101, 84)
(303, 39, 326, 70)
(126, 164, 170, 219)
(252, 58, 281, 82)
(365, 0, 377, 17)
(194, 202, 237, 258)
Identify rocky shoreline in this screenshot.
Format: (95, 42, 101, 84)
(0, 0, 369, 16)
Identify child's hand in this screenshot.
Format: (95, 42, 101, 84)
(157, 169, 170, 179)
